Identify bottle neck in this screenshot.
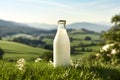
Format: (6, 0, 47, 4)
(58, 23, 66, 29)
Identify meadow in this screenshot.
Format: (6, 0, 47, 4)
(0, 40, 50, 61)
(1, 29, 102, 60)
(0, 59, 120, 80)
(1, 38, 120, 80)
(1, 29, 119, 80)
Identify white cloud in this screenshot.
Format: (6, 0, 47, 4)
(16, 0, 70, 9)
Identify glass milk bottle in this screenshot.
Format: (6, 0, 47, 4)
(53, 20, 70, 67)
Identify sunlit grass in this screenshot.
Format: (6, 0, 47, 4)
(0, 60, 120, 80)
(0, 40, 49, 60)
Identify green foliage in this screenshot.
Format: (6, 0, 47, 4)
(95, 14, 120, 64)
(40, 51, 53, 61)
(102, 14, 120, 43)
(98, 43, 120, 64)
(13, 37, 45, 47)
(111, 14, 120, 25)
(0, 47, 4, 59)
(0, 35, 2, 40)
(102, 25, 120, 42)
(84, 36, 92, 41)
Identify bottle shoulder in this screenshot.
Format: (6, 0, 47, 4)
(54, 31, 70, 43)
(56, 29, 68, 35)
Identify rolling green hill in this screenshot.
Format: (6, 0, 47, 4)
(0, 40, 50, 60)
(0, 19, 47, 36)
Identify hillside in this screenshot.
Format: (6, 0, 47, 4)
(1, 28, 101, 58)
(28, 22, 111, 32)
(28, 23, 56, 30)
(67, 22, 110, 32)
(0, 19, 111, 36)
(0, 19, 46, 36)
(0, 40, 50, 60)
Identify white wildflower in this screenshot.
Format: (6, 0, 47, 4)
(110, 44, 114, 46)
(70, 59, 80, 68)
(36, 58, 42, 61)
(100, 49, 104, 52)
(17, 58, 25, 64)
(102, 44, 110, 51)
(111, 49, 117, 55)
(18, 67, 24, 71)
(102, 44, 114, 51)
(16, 58, 26, 71)
(70, 60, 74, 66)
(63, 70, 69, 77)
(35, 58, 42, 62)
(49, 60, 53, 64)
(106, 54, 112, 57)
(35, 60, 39, 62)
(70, 60, 73, 63)
(75, 64, 79, 69)
(96, 53, 101, 58)
(70, 62, 74, 66)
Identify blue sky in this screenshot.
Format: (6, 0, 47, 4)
(0, 0, 120, 24)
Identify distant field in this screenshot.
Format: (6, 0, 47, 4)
(0, 30, 102, 61)
(0, 40, 50, 60)
(71, 45, 102, 59)
(2, 34, 35, 40)
(0, 40, 102, 61)
(69, 33, 100, 40)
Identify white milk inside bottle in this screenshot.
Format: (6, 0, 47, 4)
(53, 20, 70, 67)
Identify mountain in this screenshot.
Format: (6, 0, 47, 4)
(67, 22, 111, 32)
(28, 22, 111, 32)
(0, 19, 46, 36)
(28, 23, 56, 30)
(0, 19, 111, 36)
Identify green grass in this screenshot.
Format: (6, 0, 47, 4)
(69, 33, 100, 40)
(71, 40, 92, 47)
(0, 60, 120, 80)
(0, 40, 50, 60)
(73, 45, 102, 52)
(71, 51, 97, 59)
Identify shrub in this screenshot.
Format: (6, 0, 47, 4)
(84, 36, 91, 41)
(0, 35, 2, 40)
(40, 51, 53, 61)
(94, 14, 120, 64)
(0, 47, 4, 60)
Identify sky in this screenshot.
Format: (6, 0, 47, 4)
(0, 0, 120, 24)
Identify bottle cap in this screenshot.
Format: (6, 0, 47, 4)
(58, 20, 66, 24)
